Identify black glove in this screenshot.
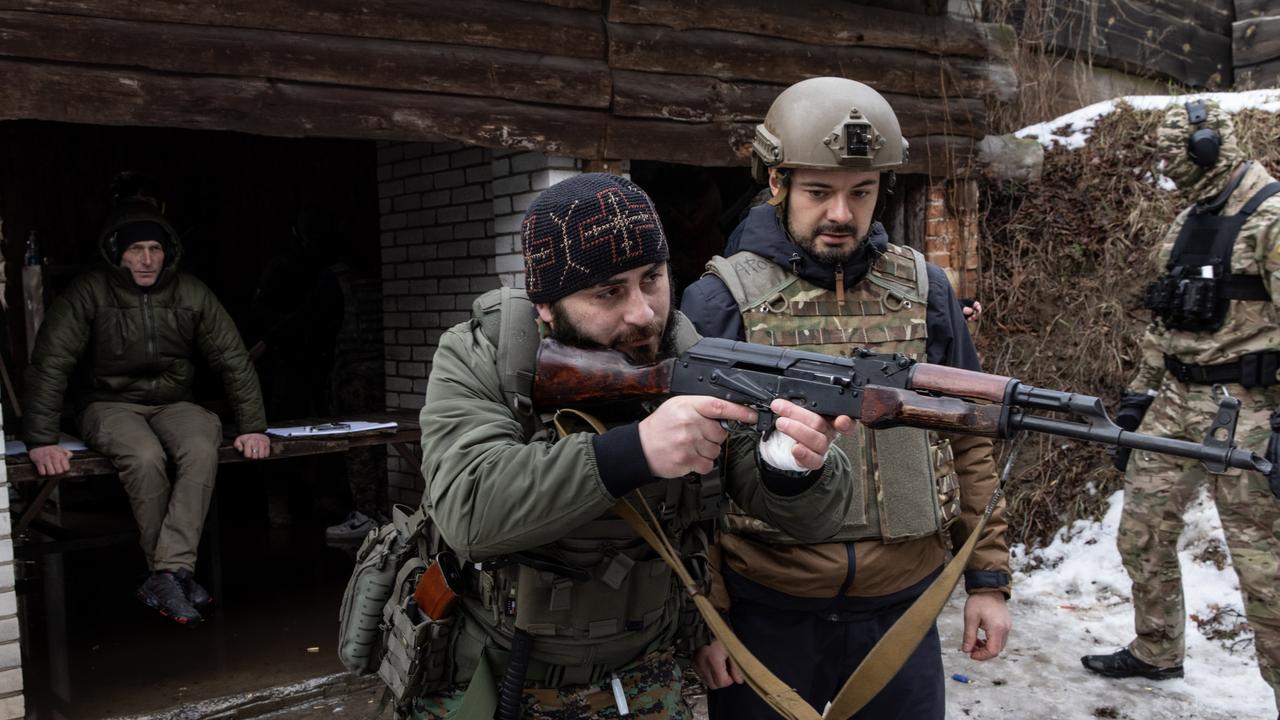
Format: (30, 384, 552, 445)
(1266, 411, 1280, 499)
(1111, 391, 1156, 473)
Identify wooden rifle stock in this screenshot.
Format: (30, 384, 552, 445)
(860, 386, 1005, 437)
(531, 339, 674, 407)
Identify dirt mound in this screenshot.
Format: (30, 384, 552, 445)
(976, 103, 1280, 548)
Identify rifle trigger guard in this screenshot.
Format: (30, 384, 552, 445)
(1201, 393, 1241, 474)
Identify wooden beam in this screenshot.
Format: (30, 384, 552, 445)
(1234, 16, 1280, 68)
(0, 0, 607, 59)
(607, 23, 1017, 100)
(1144, 0, 1234, 35)
(1034, 0, 1232, 88)
(1235, 0, 1280, 19)
(515, 0, 600, 8)
(0, 10, 612, 108)
(604, 117, 757, 167)
(0, 59, 608, 156)
(611, 70, 989, 137)
(1236, 57, 1280, 89)
(607, 0, 1013, 59)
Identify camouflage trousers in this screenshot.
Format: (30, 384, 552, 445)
(411, 648, 689, 720)
(1121, 378, 1280, 706)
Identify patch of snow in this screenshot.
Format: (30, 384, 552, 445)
(941, 490, 1275, 719)
(1014, 89, 1280, 151)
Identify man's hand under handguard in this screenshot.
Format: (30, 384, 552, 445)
(758, 399, 854, 472)
(234, 433, 271, 460)
(29, 445, 72, 477)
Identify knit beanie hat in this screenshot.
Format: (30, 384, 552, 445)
(110, 220, 173, 264)
(522, 173, 669, 303)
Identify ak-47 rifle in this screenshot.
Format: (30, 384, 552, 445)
(532, 335, 1270, 720)
(533, 336, 1270, 474)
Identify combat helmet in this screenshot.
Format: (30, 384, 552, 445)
(752, 77, 909, 184)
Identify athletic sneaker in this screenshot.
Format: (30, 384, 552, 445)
(136, 572, 202, 626)
(173, 568, 213, 609)
(325, 511, 375, 542)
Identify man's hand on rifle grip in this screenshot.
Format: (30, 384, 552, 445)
(639, 396, 758, 478)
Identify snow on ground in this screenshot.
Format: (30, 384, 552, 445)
(939, 490, 1274, 720)
(1013, 88, 1280, 150)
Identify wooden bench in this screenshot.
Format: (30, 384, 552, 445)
(5, 410, 424, 535)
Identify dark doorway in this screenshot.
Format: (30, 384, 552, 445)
(0, 121, 383, 718)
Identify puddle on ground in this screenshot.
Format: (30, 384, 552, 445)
(18, 459, 364, 719)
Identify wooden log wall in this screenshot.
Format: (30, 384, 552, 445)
(0, 0, 1018, 176)
(1235, 0, 1280, 88)
(1003, 0, 1234, 89)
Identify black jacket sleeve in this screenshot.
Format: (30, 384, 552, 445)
(924, 264, 983, 372)
(680, 276, 745, 341)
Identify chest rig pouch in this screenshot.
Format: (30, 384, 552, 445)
(459, 289, 720, 678)
(705, 246, 960, 544)
(1144, 179, 1280, 332)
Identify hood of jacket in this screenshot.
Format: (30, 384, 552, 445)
(97, 200, 184, 291)
(733, 203, 889, 290)
(1156, 99, 1247, 202)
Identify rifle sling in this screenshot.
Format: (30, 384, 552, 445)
(556, 408, 1003, 720)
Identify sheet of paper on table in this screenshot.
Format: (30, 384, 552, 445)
(266, 421, 399, 438)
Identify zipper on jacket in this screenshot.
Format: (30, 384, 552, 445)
(143, 293, 157, 393)
(834, 268, 845, 308)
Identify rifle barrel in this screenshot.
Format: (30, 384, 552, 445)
(1011, 412, 1271, 474)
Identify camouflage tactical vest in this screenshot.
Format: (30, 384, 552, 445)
(705, 246, 959, 544)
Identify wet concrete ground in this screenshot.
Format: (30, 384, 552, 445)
(18, 459, 360, 719)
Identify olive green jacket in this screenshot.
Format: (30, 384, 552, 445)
(420, 310, 853, 563)
(22, 209, 265, 447)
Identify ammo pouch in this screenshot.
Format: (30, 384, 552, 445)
(338, 503, 455, 710)
(376, 556, 455, 702)
(338, 505, 422, 675)
(1145, 179, 1280, 333)
(1143, 272, 1227, 332)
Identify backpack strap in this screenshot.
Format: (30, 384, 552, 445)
(472, 287, 540, 416)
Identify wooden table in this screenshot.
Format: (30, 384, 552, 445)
(5, 410, 423, 535)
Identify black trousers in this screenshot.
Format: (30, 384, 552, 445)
(706, 597, 945, 720)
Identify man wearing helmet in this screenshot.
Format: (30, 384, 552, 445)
(680, 77, 1011, 719)
(1081, 99, 1280, 718)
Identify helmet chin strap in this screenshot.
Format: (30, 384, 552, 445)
(871, 170, 897, 222)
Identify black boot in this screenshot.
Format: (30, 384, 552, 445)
(1080, 648, 1182, 680)
(137, 572, 203, 625)
(173, 568, 213, 609)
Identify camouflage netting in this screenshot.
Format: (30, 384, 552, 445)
(975, 103, 1280, 549)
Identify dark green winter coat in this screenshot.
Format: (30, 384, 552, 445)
(22, 206, 266, 447)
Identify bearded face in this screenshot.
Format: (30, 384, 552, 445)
(772, 168, 880, 264)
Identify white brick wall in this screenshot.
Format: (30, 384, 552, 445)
(0, 411, 23, 720)
(377, 146, 589, 505)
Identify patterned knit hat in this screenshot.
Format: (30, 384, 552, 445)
(522, 173, 669, 303)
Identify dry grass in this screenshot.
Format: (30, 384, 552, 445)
(976, 105, 1280, 548)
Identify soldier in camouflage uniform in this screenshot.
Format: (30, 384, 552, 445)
(414, 174, 854, 719)
(681, 77, 1011, 720)
(1082, 100, 1280, 717)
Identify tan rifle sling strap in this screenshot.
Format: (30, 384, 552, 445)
(553, 409, 1009, 720)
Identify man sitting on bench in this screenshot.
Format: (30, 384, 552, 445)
(21, 192, 270, 626)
